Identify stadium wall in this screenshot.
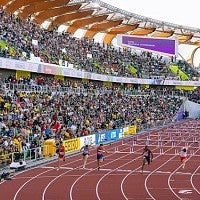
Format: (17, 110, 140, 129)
(184, 100, 200, 118)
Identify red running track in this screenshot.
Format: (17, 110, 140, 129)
(0, 121, 200, 200)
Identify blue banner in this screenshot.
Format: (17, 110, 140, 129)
(95, 129, 122, 145)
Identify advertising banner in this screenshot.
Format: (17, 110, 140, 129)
(95, 129, 123, 145)
(63, 138, 80, 153)
(123, 125, 137, 136)
(80, 135, 96, 148)
(117, 34, 178, 56)
(1, 57, 200, 86)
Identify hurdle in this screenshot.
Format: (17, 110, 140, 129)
(159, 148, 164, 155)
(175, 149, 179, 155)
(132, 140, 137, 145)
(190, 149, 195, 155)
(181, 137, 185, 142)
(158, 135, 162, 141)
(185, 142, 189, 147)
(114, 147, 134, 153)
(147, 134, 150, 141)
(157, 140, 163, 148)
(130, 147, 134, 153)
(172, 141, 176, 147)
(193, 137, 197, 142)
(169, 134, 173, 142)
(115, 147, 119, 153)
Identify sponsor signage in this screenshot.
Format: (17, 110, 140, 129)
(63, 138, 80, 153)
(117, 34, 178, 56)
(80, 135, 96, 148)
(95, 129, 122, 144)
(1, 57, 200, 86)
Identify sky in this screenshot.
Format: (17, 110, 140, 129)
(103, 0, 200, 29)
(72, 0, 200, 67)
(101, 0, 200, 67)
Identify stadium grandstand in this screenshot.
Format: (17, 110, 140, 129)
(0, 0, 200, 175)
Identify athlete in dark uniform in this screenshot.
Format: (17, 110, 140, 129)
(141, 145, 153, 174)
(97, 143, 108, 170)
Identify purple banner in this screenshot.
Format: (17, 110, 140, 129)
(117, 35, 177, 56)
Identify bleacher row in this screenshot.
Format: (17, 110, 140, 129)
(0, 59, 199, 168)
(0, 78, 184, 167)
(0, 7, 199, 80)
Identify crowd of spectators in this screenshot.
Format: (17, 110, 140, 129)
(175, 59, 199, 81)
(2, 73, 196, 98)
(0, 75, 184, 166)
(0, 7, 199, 80)
(188, 87, 200, 104)
(1, 72, 200, 167)
(0, 6, 199, 168)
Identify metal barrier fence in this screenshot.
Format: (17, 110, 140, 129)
(0, 83, 189, 170)
(1, 83, 191, 97)
(0, 146, 50, 169)
(0, 118, 171, 169)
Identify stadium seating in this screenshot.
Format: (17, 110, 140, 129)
(0, 7, 199, 80)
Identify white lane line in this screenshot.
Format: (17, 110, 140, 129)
(145, 155, 177, 200)
(190, 165, 200, 195)
(156, 171, 171, 174)
(176, 172, 191, 175)
(40, 166, 55, 169)
(59, 167, 74, 170)
(42, 143, 131, 200)
(168, 148, 200, 199)
(70, 146, 138, 200)
(178, 189, 192, 194)
(120, 143, 177, 200)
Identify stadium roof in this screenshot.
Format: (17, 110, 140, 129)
(2, 0, 200, 46)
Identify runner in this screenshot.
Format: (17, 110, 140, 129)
(141, 145, 153, 174)
(97, 143, 109, 171)
(56, 141, 65, 170)
(80, 144, 94, 169)
(180, 146, 188, 169)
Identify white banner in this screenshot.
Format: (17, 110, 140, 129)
(0, 57, 39, 72)
(0, 57, 200, 86)
(80, 135, 96, 148)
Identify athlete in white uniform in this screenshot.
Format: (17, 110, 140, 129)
(80, 144, 93, 169)
(180, 147, 188, 169)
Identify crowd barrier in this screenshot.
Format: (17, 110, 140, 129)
(0, 146, 45, 169)
(1, 83, 192, 97)
(0, 119, 177, 169)
(43, 126, 136, 156)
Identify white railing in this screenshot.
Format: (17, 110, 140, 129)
(0, 146, 50, 169)
(1, 83, 191, 97)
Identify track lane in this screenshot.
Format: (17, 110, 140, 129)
(168, 148, 200, 200)
(191, 164, 200, 195)
(0, 120, 199, 200)
(35, 142, 131, 200)
(96, 137, 174, 200)
(121, 146, 178, 200)
(69, 145, 139, 200)
(0, 143, 118, 200)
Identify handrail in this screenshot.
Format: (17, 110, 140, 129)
(1, 83, 192, 97)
